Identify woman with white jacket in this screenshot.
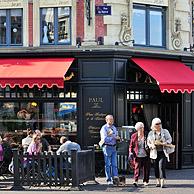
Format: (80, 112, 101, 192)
(147, 118, 173, 188)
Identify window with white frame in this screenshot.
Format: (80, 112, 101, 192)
(0, 9, 23, 46)
(40, 7, 71, 45)
(133, 4, 166, 47)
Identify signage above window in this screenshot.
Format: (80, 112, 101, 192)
(133, 0, 168, 7)
(95, 5, 111, 15)
(39, 0, 72, 7)
(0, 0, 23, 9)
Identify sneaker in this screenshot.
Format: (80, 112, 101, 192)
(143, 182, 149, 186)
(107, 181, 113, 185)
(156, 178, 160, 187)
(160, 179, 165, 188)
(133, 181, 138, 187)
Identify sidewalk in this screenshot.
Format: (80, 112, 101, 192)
(0, 169, 194, 194)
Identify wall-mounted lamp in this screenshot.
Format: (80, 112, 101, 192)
(115, 40, 135, 45)
(76, 37, 82, 48)
(97, 37, 104, 45)
(175, 18, 181, 32)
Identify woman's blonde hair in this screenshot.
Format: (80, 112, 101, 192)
(32, 134, 40, 143)
(151, 117, 161, 130)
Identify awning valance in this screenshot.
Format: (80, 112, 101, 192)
(131, 58, 194, 93)
(0, 58, 74, 88)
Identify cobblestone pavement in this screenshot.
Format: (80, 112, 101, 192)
(0, 169, 194, 194)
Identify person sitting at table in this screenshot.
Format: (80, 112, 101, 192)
(22, 128, 33, 153)
(56, 136, 81, 163)
(27, 134, 42, 155)
(35, 130, 51, 152)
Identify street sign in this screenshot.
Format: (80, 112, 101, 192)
(95, 5, 111, 15)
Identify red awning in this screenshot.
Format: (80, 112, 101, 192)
(131, 58, 194, 93)
(0, 58, 74, 88)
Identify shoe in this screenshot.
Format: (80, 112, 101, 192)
(143, 182, 149, 186)
(133, 181, 138, 187)
(107, 181, 113, 185)
(156, 178, 160, 187)
(160, 179, 165, 188)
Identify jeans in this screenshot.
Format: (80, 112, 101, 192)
(154, 151, 166, 179)
(102, 145, 118, 182)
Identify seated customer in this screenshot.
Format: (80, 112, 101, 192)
(1, 135, 13, 173)
(56, 136, 81, 162)
(35, 130, 51, 152)
(27, 134, 42, 155)
(0, 136, 3, 162)
(22, 128, 33, 153)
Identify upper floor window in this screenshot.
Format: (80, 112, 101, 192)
(0, 9, 23, 46)
(40, 7, 71, 45)
(133, 4, 166, 47)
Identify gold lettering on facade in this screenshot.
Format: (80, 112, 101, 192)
(88, 97, 103, 103)
(85, 112, 106, 121)
(88, 97, 103, 109)
(88, 126, 99, 130)
(135, 72, 153, 83)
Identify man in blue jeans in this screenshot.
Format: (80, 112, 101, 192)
(100, 115, 120, 185)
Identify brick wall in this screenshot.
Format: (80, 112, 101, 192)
(76, 0, 84, 41)
(28, 2, 33, 47)
(95, 0, 106, 41)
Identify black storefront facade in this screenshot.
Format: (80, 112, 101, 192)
(0, 47, 194, 170)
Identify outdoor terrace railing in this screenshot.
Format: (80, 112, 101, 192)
(11, 148, 95, 190)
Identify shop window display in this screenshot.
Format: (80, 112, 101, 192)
(0, 67, 78, 145)
(0, 101, 77, 145)
(0, 102, 39, 132)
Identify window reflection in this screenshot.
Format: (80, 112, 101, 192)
(133, 4, 165, 47)
(133, 9, 146, 45)
(11, 9, 22, 44)
(40, 7, 71, 45)
(42, 102, 77, 133)
(0, 10, 6, 44)
(150, 11, 162, 46)
(0, 102, 39, 132)
(58, 7, 70, 44)
(0, 102, 77, 135)
(41, 8, 54, 44)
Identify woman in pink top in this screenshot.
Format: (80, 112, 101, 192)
(0, 136, 3, 161)
(27, 134, 42, 155)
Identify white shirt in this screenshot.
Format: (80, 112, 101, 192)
(22, 136, 32, 151)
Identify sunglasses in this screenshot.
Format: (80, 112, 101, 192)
(155, 123, 161, 125)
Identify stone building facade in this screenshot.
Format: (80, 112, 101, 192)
(0, 0, 194, 169)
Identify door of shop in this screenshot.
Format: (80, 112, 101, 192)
(127, 102, 180, 169)
(158, 103, 180, 169)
